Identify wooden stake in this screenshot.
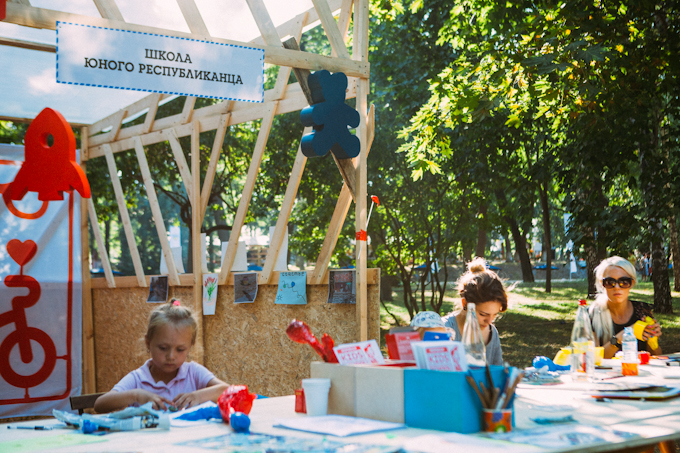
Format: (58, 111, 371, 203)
(133, 136, 181, 286)
(141, 93, 161, 134)
(191, 120, 205, 365)
(80, 128, 96, 393)
(176, 0, 210, 36)
(93, 0, 124, 21)
(260, 129, 310, 284)
(312, 0, 350, 58)
(167, 128, 194, 201)
(200, 113, 230, 222)
(87, 199, 116, 288)
(180, 96, 197, 124)
(103, 144, 147, 287)
(218, 102, 278, 284)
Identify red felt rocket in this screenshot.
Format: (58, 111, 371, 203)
(3, 108, 91, 204)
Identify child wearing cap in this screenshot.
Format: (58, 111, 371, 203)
(410, 311, 449, 340)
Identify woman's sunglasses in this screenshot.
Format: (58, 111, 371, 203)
(602, 277, 633, 289)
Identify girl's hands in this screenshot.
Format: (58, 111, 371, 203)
(135, 389, 173, 410)
(173, 391, 204, 410)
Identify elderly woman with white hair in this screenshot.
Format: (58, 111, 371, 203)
(589, 256, 662, 359)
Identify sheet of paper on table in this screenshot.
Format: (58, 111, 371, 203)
(400, 433, 541, 453)
(487, 424, 639, 449)
(0, 433, 108, 453)
(273, 415, 405, 437)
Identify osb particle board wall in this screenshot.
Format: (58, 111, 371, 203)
(92, 281, 380, 396)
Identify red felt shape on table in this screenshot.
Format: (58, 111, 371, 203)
(217, 385, 257, 423)
(3, 108, 91, 204)
(1, 1, 6, 21)
(286, 319, 338, 363)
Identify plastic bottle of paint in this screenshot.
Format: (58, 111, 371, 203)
(622, 326, 639, 376)
(570, 299, 595, 380)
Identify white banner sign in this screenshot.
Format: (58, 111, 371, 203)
(56, 22, 264, 103)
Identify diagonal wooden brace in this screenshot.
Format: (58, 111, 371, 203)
(283, 36, 357, 202)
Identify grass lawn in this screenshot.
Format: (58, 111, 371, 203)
(380, 279, 680, 368)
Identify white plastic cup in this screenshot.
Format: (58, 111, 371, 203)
(301, 378, 331, 416)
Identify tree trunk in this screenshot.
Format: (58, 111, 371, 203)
(104, 218, 111, 258)
(475, 203, 487, 258)
(669, 215, 680, 292)
(539, 182, 552, 293)
(495, 189, 534, 282)
(651, 223, 673, 314)
(504, 234, 512, 262)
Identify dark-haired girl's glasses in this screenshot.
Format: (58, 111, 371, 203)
(602, 277, 633, 289)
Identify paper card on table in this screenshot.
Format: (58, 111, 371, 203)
(234, 272, 258, 304)
(327, 270, 355, 304)
(147, 275, 169, 303)
(411, 341, 468, 372)
(333, 339, 385, 365)
(275, 271, 307, 305)
(0, 433, 108, 453)
(202, 273, 218, 315)
(273, 415, 405, 437)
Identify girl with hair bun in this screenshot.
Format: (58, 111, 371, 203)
(94, 299, 228, 413)
(441, 257, 508, 365)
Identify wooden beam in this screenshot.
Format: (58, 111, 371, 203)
(79, 128, 96, 394)
(5, 4, 369, 77)
(191, 119, 204, 365)
(104, 109, 126, 144)
(270, 13, 306, 101)
(217, 102, 278, 285)
(176, 0, 210, 36)
(312, 0, 350, 59)
(260, 129, 310, 284)
(0, 36, 55, 52)
(89, 93, 171, 136)
(200, 114, 230, 221)
(251, 0, 343, 46)
(180, 96, 197, 125)
(103, 144, 147, 287)
(133, 136, 181, 286)
(312, 104, 374, 284)
(245, 0, 281, 46)
(166, 128, 194, 201)
(91, 268, 381, 289)
(354, 0, 369, 342)
(141, 93, 162, 134)
(337, 0, 353, 42)
(87, 198, 116, 288)
(93, 0, 124, 21)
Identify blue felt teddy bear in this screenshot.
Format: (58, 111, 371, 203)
(300, 70, 360, 159)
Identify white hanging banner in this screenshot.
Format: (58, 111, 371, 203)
(56, 22, 265, 103)
(0, 144, 82, 418)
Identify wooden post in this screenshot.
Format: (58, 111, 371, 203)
(200, 113, 230, 221)
(80, 127, 96, 394)
(354, 0, 369, 342)
(191, 120, 204, 365)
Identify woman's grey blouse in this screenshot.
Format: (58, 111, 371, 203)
(441, 312, 504, 366)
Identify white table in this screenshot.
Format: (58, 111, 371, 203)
(3, 366, 680, 453)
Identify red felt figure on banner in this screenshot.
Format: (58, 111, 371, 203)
(1, 0, 6, 21)
(217, 385, 257, 423)
(3, 108, 91, 205)
(286, 319, 338, 363)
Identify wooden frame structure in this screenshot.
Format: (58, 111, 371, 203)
(2, 0, 375, 395)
